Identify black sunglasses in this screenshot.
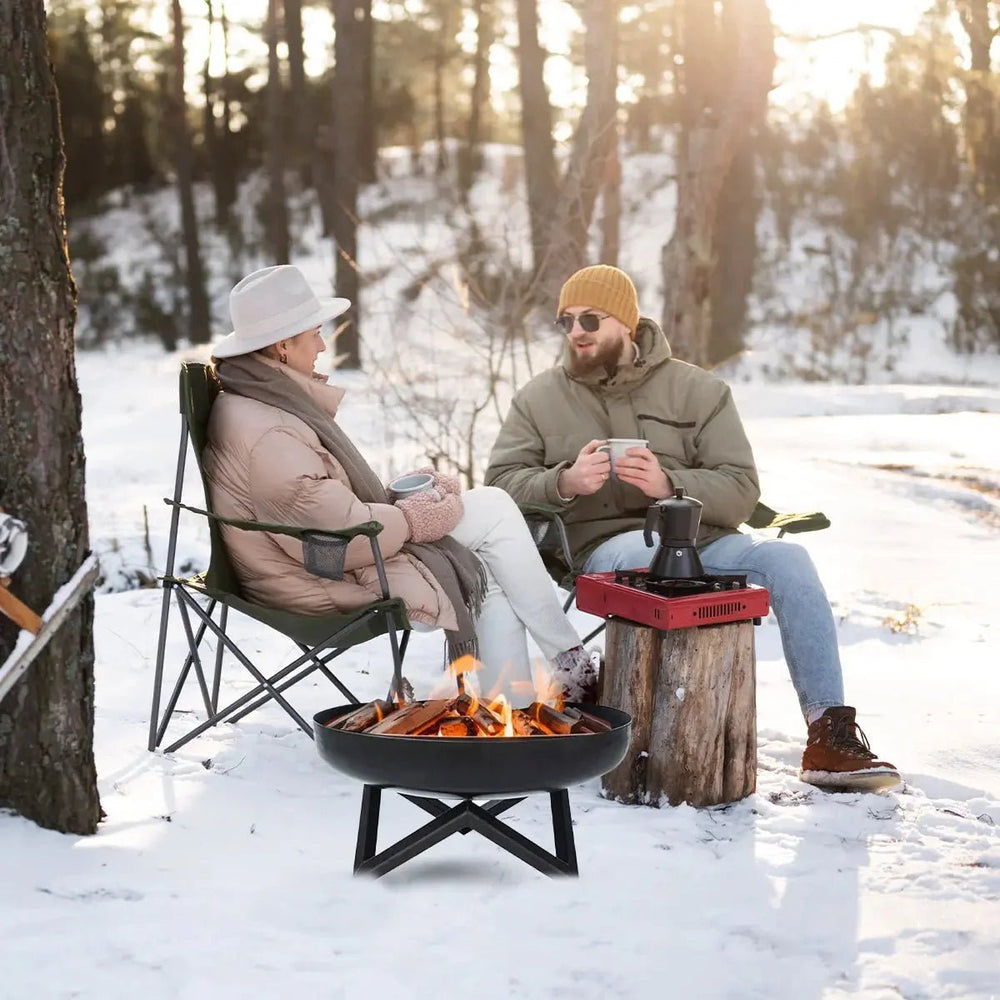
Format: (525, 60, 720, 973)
(555, 312, 608, 335)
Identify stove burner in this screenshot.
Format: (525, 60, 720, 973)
(613, 570, 750, 598)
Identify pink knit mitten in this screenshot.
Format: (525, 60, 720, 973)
(413, 465, 462, 497)
(396, 490, 464, 543)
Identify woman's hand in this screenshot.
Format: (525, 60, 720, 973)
(396, 490, 464, 543)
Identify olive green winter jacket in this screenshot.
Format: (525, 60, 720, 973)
(483, 317, 761, 569)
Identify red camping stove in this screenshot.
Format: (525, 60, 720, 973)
(575, 570, 770, 630)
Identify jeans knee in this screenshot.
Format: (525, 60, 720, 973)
(756, 540, 821, 592)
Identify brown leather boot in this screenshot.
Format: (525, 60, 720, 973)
(800, 707, 902, 792)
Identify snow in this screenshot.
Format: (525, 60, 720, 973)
(6, 137, 1000, 996)
(0, 339, 997, 1000)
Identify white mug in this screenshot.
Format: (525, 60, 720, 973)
(0, 513, 29, 576)
(387, 473, 435, 502)
(598, 438, 649, 480)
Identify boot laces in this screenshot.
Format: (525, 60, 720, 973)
(831, 716, 876, 759)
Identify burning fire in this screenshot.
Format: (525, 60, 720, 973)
(326, 654, 608, 738)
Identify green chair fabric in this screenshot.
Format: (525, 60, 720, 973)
(149, 362, 411, 754)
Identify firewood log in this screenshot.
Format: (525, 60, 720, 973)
(365, 699, 450, 735)
(328, 699, 393, 732)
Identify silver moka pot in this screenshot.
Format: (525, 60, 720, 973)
(643, 488, 705, 580)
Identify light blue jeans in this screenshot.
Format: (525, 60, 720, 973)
(582, 530, 845, 721)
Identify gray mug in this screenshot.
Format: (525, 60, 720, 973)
(597, 438, 649, 480)
(387, 473, 435, 502)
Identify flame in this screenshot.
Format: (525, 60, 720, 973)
(488, 694, 514, 737)
(531, 662, 566, 712)
(374, 700, 386, 723)
(449, 655, 480, 681)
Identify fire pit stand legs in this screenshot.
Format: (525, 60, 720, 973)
(353, 785, 579, 878)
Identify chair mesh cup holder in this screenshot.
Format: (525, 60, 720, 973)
(302, 531, 349, 581)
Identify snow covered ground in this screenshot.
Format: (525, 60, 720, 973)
(2, 342, 999, 1000)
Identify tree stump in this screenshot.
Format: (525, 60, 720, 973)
(600, 618, 756, 807)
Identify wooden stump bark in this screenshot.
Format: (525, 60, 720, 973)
(600, 619, 756, 807)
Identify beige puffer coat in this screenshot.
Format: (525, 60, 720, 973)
(202, 360, 458, 628)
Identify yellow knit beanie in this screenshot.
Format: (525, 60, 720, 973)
(557, 265, 640, 333)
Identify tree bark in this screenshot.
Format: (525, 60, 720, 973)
(358, 0, 377, 183)
(958, 0, 999, 198)
(538, 0, 619, 296)
(434, 37, 448, 175)
(600, 619, 756, 807)
(600, 136, 622, 266)
(266, 0, 291, 264)
(459, 0, 494, 197)
(660, 0, 773, 367)
(170, 0, 212, 343)
(216, 0, 238, 218)
(0, 0, 101, 835)
(516, 0, 558, 280)
(283, 0, 313, 186)
(332, 0, 364, 367)
(708, 141, 757, 365)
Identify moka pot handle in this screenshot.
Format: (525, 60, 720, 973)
(643, 504, 659, 548)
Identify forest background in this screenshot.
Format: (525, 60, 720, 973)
(49, 0, 1000, 413)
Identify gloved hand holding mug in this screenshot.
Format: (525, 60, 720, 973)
(396, 489, 464, 543)
(409, 465, 462, 498)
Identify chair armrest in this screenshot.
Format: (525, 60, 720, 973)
(163, 498, 390, 585)
(163, 499, 384, 540)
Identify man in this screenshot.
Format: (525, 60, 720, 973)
(485, 264, 900, 792)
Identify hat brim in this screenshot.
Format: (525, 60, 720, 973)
(211, 296, 352, 359)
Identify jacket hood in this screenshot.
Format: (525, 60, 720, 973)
(561, 316, 672, 392)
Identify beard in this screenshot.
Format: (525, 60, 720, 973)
(566, 339, 625, 377)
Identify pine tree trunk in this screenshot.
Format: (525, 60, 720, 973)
(538, 0, 619, 296)
(332, 0, 363, 368)
(434, 43, 448, 175)
(0, 0, 101, 835)
(283, 0, 313, 186)
(600, 137, 622, 266)
(217, 1, 238, 218)
(170, 0, 212, 343)
(516, 0, 558, 281)
(267, 0, 291, 264)
(459, 0, 493, 197)
(959, 0, 999, 198)
(202, 0, 223, 222)
(358, 0, 377, 183)
(660, 0, 772, 367)
(708, 141, 757, 366)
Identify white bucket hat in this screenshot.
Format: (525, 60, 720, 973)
(211, 265, 351, 359)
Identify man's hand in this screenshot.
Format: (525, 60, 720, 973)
(613, 446, 672, 499)
(557, 439, 612, 498)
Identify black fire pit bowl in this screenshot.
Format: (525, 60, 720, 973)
(313, 702, 631, 797)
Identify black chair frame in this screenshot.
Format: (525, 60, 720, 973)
(149, 363, 412, 755)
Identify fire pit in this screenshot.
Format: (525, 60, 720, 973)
(313, 692, 630, 878)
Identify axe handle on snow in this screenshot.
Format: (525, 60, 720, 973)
(0, 580, 42, 635)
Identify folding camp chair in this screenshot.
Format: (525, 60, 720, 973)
(149, 362, 411, 754)
(519, 499, 831, 644)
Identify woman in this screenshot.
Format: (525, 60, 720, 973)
(203, 265, 596, 701)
